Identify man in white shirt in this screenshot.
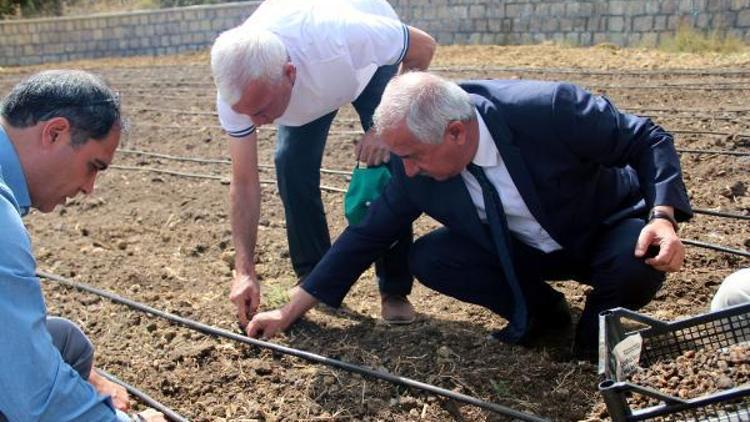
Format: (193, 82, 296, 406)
(711, 268, 750, 311)
(244, 72, 692, 363)
(210, 0, 436, 331)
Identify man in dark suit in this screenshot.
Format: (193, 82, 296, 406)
(245, 72, 692, 360)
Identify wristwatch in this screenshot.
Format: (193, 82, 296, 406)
(648, 208, 679, 232)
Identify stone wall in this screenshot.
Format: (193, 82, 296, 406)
(1, 0, 749, 66)
(0, 1, 259, 66)
(393, 0, 750, 47)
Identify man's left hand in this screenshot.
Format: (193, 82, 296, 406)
(89, 369, 130, 412)
(634, 219, 685, 272)
(355, 130, 390, 167)
(246, 309, 289, 339)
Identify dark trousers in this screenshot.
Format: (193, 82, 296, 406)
(275, 65, 413, 296)
(46, 317, 95, 379)
(408, 218, 664, 347)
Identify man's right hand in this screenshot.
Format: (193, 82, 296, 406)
(229, 273, 261, 328)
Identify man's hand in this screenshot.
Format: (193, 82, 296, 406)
(88, 369, 130, 412)
(245, 286, 320, 339)
(230, 273, 261, 328)
(355, 129, 390, 167)
(635, 218, 685, 272)
(246, 309, 289, 339)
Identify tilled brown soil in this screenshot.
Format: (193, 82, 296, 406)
(2, 44, 749, 421)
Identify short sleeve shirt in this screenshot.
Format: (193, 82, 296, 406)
(217, 0, 409, 137)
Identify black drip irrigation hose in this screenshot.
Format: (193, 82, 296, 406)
(109, 165, 348, 194)
(683, 240, 750, 258)
(677, 148, 750, 157)
(693, 208, 750, 220)
(94, 369, 188, 422)
(112, 154, 750, 222)
(116, 149, 353, 176)
(38, 271, 548, 422)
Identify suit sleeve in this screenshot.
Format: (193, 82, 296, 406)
(302, 173, 420, 307)
(551, 83, 692, 221)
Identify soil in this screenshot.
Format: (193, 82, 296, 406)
(629, 344, 750, 405)
(2, 44, 749, 421)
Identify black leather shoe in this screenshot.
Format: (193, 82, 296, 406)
(491, 297, 572, 346)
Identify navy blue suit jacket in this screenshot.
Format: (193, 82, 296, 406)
(303, 80, 693, 308)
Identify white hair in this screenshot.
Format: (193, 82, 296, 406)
(373, 72, 475, 145)
(210, 27, 288, 106)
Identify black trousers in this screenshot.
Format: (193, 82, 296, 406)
(408, 218, 664, 347)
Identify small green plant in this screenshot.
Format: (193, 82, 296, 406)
(490, 379, 510, 397)
(660, 23, 746, 53)
(263, 282, 291, 309)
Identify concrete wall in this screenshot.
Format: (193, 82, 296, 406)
(0, 1, 260, 66)
(393, 0, 750, 47)
(1, 0, 750, 66)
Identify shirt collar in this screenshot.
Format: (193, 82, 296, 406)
(470, 108, 500, 167)
(0, 125, 31, 216)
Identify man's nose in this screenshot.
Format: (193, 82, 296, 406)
(81, 174, 96, 195)
(403, 160, 419, 178)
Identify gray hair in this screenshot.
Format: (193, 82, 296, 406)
(374, 72, 474, 144)
(0, 69, 121, 147)
(210, 27, 288, 106)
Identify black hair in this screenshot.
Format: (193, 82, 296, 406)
(0, 69, 121, 146)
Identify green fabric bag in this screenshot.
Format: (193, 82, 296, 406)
(344, 163, 392, 225)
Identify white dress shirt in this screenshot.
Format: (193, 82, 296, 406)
(460, 109, 563, 253)
(217, 0, 409, 137)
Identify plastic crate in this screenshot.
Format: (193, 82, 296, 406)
(598, 303, 750, 421)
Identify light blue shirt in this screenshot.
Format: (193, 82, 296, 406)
(0, 126, 117, 421)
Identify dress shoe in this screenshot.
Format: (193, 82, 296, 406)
(381, 294, 416, 325)
(490, 297, 572, 346)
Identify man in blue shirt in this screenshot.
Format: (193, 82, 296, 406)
(0, 70, 163, 422)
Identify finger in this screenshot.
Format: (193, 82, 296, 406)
(634, 229, 654, 257)
(236, 300, 249, 327)
(355, 141, 363, 160)
(245, 319, 261, 338)
(382, 150, 390, 163)
(249, 290, 260, 316)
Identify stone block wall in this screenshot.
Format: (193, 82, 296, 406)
(0, 1, 259, 66)
(1, 0, 750, 66)
(392, 0, 750, 47)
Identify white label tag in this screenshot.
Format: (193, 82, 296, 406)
(613, 333, 643, 380)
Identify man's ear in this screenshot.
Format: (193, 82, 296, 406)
(283, 61, 296, 85)
(445, 120, 467, 146)
(40, 117, 70, 148)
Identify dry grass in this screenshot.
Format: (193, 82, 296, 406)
(659, 23, 747, 54)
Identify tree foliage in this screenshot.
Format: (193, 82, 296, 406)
(0, 0, 62, 19)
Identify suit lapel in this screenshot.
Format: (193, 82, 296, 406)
(470, 94, 554, 234)
(409, 170, 494, 253)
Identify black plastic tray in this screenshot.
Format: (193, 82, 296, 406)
(598, 303, 750, 421)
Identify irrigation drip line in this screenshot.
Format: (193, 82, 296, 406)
(677, 148, 750, 157)
(38, 271, 548, 422)
(693, 208, 750, 220)
(429, 65, 750, 77)
(127, 107, 750, 123)
(116, 148, 750, 181)
(672, 129, 750, 137)
(117, 149, 353, 176)
(114, 150, 750, 221)
(128, 122, 364, 137)
(94, 369, 188, 422)
(110, 164, 348, 193)
(683, 240, 750, 258)
(125, 122, 750, 139)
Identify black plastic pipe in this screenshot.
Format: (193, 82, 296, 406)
(38, 271, 547, 422)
